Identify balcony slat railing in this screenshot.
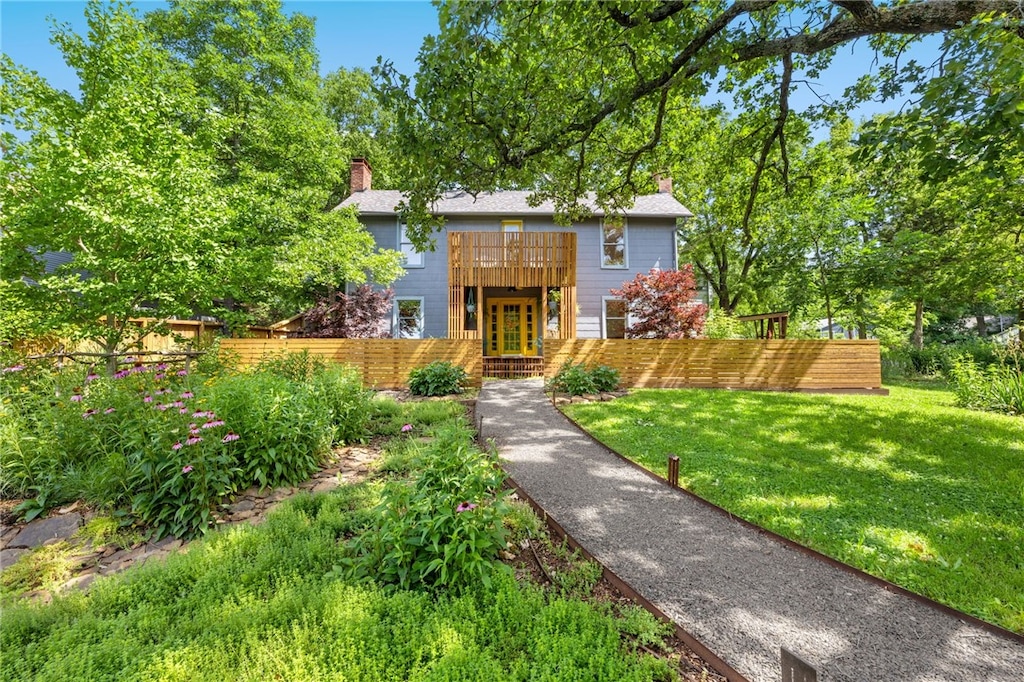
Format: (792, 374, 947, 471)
(448, 232, 576, 288)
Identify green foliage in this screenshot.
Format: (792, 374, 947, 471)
(617, 605, 673, 653)
(503, 499, 543, 546)
(547, 361, 620, 396)
(950, 344, 1024, 416)
(408, 360, 469, 397)
(341, 423, 510, 592)
(1, 2, 230, 356)
(0, 356, 369, 538)
(0, 543, 74, 598)
(567, 385, 1024, 633)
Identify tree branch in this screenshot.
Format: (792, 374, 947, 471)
(607, 1, 695, 28)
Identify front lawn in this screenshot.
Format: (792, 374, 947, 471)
(563, 383, 1024, 634)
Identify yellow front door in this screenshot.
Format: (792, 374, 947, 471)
(485, 298, 537, 356)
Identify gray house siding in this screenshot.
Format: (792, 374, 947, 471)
(362, 214, 679, 341)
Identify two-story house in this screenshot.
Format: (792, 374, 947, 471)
(339, 158, 692, 374)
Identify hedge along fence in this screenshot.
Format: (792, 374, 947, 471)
(219, 338, 483, 389)
(544, 339, 885, 393)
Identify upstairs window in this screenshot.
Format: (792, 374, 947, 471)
(399, 224, 423, 268)
(601, 219, 627, 268)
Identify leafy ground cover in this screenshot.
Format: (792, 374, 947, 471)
(563, 382, 1024, 634)
(0, 400, 700, 682)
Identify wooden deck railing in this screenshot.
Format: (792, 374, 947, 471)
(448, 231, 576, 288)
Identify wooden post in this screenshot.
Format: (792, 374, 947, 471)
(668, 455, 680, 488)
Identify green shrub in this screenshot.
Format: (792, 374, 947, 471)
(950, 345, 1024, 416)
(205, 372, 333, 491)
(341, 425, 510, 591)
(408, 360, 469, 396)
(590, 364, 621, 392)
(255, 349, 329, 382)
(547, 361, 620, 396)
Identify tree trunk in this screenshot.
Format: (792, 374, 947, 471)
(856, 293, 868, 339)
(104, 315, 119, 375)
(912, 299, 925, 350)
(1019, 299, 1024, 343)
(975, 311, 987, 338)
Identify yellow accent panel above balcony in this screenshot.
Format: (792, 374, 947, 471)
(448, 231, 576, 288)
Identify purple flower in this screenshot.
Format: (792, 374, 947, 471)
(191, 411, 208, 419)
(172, 441, 183, 450)
(70, 394, 83, 402)
(155, 403, 170, 411)
(185, 436, 202, 446)
(104, 407, 115, 414)
(179, 407, 189, 414)
(2, 364, 25, 373)
(154, 373, 166, 380)
(143, 395, 153, 403)
(222, 432, 240, 443)
(131, 365, 147, 374)
(113, 370, 130, 379)
(172, 401, 184, 408)
(176, 369, 188, 377)
(155, 363, 168, 371)
(182, 464, 193, 474)
(401, 424, 413, 433)
(180, 391, 194, 399)
(456, 502, 477, 513)
(201, 420, 225, 429)
(82, 409, 98, 419)
(86, 373, 100, 382)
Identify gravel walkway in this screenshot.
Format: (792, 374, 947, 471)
(478, 379, 1024, 682)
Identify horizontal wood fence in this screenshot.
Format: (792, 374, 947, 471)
(219, 338, 483, 389)
(13, 318, 220, 356)
(545, 339, 884, 392)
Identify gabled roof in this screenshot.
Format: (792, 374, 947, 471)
(338, 189, 692, 219)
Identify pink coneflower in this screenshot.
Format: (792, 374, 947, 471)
(143, 395, 153, 403)
(172, 401, 184, 408)
(113, 370, 130, 379)
(185, 436, 202, 446)
(180, 391, 194, 399)
(155, 403, 170, 411)
(70, 394, 83, 402)
(222, 433, 240, 443)
(182, 464, 193, 474)
(401, 424, 413, 433)
(86, 373, 100, 382)
(104, 407, 115, 414)
(82, 409, 98, 419)
(176, 369, 188, 377)
(191, 411, 209, 419)
(154, 373, 165, 380)
(155, 363, 168, 371)
(172, 441, 183, 450)
(201, 420, 225, 429)
(456, 502, 477, 513)
(179, 407, 189, 414)
(2, 364, 25, 373)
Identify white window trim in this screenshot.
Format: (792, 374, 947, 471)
(394, 296, 425, 338)
(398, 222, 424, 268)
(600, 218, 628, 269)
(601, 296, 628, 339)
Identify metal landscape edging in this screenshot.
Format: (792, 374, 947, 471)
(554, 402, 1024, 647)
(503, 476, 751, 682)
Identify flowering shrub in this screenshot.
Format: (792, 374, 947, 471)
(0, 355, 371, 538)
(341, 423, 510, 591)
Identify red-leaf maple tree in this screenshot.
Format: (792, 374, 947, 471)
(611, 266, 707, 339)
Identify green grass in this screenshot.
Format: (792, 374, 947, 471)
(564, 383, 1024, 634)
(0, 403, 673, 682)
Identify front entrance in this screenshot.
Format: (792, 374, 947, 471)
(485, 297, 538, 357)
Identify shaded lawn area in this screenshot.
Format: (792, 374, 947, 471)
(563, 383, 1024, 634)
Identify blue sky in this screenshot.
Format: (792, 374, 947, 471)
(2, 0, 933, 122)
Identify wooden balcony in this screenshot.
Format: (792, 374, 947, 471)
(448, 231, 576, 288)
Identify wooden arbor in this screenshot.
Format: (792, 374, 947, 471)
(447, 231, 578, 342)
(737, 311, 789, 339)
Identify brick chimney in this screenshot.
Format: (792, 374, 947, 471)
(654, 172, 672, 194)
(350, 157, 372, 193)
